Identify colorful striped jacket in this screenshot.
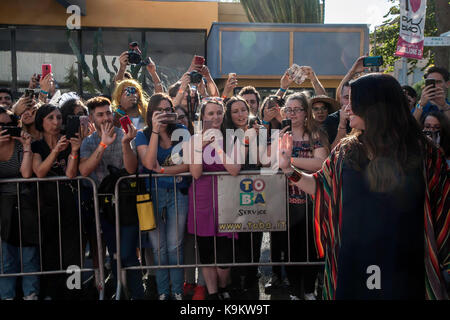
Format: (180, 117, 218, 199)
(311, 142, 449, 300)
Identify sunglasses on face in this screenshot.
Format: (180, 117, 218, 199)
(124, 87, 137, 96)
(202, 97, 224, 104)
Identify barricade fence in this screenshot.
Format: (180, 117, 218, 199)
(114, 171, 325, 300)
(0, 176, 105, 300)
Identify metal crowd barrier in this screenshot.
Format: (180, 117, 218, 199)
(0, 176, 105, 300)
(114, 171, 325, 300)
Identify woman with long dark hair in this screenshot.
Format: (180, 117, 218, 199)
(136, 93, 190, 300)
(279, 73, 449, 300)
(422, 111, 450, 163)
(31, 104, 82, 299)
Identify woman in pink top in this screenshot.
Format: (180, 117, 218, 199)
(187, 97, 241, 300)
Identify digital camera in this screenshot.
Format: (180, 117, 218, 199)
(128, 42, 143, 65)
(189, 70, 203, 84)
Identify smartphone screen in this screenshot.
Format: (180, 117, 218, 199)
(425, 79, 436, 88)
(194, 55, 205, 65)
(66, 115, 80, 139)
(119, 115, 132, 134)
(42, 64, 52, 79)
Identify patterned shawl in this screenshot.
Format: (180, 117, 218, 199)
(311, 142, 449, 300)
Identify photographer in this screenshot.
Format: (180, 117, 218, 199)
(0, 107, 39, 300)
(12, 93, 41, 142)
(31, 104, 82, 299)
(412, 66, 450, 122)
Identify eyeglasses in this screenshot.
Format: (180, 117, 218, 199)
(157, 107, 173, 113)
(124, 86, 137, 96)
(283, 107, 305, 114)
(202, 97, 224, 104)
(312, 106, 328, 113)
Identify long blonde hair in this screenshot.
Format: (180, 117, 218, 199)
(111, 79, 148, 119)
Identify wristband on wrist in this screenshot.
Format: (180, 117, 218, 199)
(152, 130, 159, 135)
(178, 89, 185, 94)
(338, 126, 346, 130)
(286, 164, 302, 183)
(221, 95, 227, 99)
(159, 167, 165, 174)
(415, 103, 423, 110)
(262, 120, 270, 125)
(279, 87, 287, 93)
(70, 154, 79, 160)
(40, 89, 49, 95)
(99, 142, 107, 149)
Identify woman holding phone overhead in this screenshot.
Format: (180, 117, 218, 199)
(278, 74, 449, 300)
(31, 104, 83, 300)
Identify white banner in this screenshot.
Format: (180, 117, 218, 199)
(395, 0, 427, 59)
(217, 174, 287, 232)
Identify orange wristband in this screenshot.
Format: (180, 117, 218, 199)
(99, 142, 107, 149)
(159, 167, 165, 174)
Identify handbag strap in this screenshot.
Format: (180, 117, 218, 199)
(135, 140, 152, 196)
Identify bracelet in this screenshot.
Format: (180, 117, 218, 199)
(194, 148, 203, 153)
(152, 130, 159, 135)
(178, 89, 185, 94)
(286, 165, 302, 183)
(222, 95, 227, 99)
(262, 120, 270, 125)
(338, 126, 346, 130)
(70, 154, 78, 160)
(23, 150, 32, 153)
(99, 142, 107, 149)
(279, 87, 287, 93)
(415, 103, 422, 110)
(40, 89, 49, 95)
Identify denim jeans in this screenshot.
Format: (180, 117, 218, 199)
(149, 188, 188, 295)
(101, 218, 144, 299)
(0, 241, 40, 299)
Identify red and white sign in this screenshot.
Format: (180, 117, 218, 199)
(395, 0, 427, 59)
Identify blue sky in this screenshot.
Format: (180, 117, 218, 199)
(324, 0, 394, 30)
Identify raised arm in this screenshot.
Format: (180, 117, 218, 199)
(79, 123, 116, 177)
(146, 57, 163, 94)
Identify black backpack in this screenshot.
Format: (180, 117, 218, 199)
(98, 165, 139, 226)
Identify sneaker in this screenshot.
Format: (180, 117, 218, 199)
(172, 293, 183, 301)
(218, 287, 231, 300)
(304, 293, 316, 300)
(23, 293, 38, 301)
(158, 293, 169, 301)
(264, 275, 281, 294)
(192, 285, 206, 300)
(289, 294, 301, 300)
(183, 283, 196, 296)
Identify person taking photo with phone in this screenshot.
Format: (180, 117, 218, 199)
(31, 104, 82, 299)
(412, 66, 450, 122)
(0, 107, 39, 300)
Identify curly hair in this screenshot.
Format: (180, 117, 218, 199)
(111, 79, 148, 120)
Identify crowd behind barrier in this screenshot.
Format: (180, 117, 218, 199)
(0, 49, 449, 301)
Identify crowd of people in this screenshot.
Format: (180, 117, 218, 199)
(0, 50, 449, 301)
